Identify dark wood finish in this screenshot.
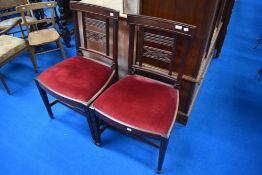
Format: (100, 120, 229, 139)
(35, 1, 120, 142)
(92, 14, 196, 173)
(141, 0, 219, 77)
(140, 0, 231, 124)
(35, 80, 54, 118)
(215, 0, 235, 58)
(57, 0, 71, 47)
(127, 14, 196, 88)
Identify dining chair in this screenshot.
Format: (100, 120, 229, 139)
(35, 1, 119, 142)
(0, 0, 36, 35)
(16, 1, 67, 72)
(0, 18, 37, 94)
(91, 14, 196, 173)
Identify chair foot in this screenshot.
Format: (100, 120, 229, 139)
(157, 169, 161, 174)
(95, 141, 101, 146)
(49, 113, 54, 119)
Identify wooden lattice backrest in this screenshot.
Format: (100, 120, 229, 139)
(70, 1, 119, 70)
(0, 0, 28, 17)
(127, 14, 196, 89)
(16, 1, 56, 33)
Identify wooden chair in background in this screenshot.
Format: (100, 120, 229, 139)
(16, 1, 66, 72)
(34, 2, 119, 142)
(0, 0, 36, 35)
(0, 19, 37, 94)
(91, 15, 196, 173)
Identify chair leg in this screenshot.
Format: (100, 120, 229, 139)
(85, 108, 97, 143)
(0, 73, 10, 95)
(35, 80, 54, 119)
(89, 109, 101, 145)
(56, 40, 67, 60)
(28, 46, 38, 72)
(157, 137, 169, 174)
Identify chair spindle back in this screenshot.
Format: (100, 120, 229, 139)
(16, 1, 56, 33)
(70, 1, 119, 69)
(127, 15, 196, 89)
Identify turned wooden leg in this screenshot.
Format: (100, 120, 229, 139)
(57, 0, 71, 48)
(157, 137, 169, 174)
(35, 80, 54, 119)
(56, 40, 67, 60)
(0, 73, 10, 95)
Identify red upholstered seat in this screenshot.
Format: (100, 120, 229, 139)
(38, 56, 113, 102)
(93, 75, 179, 137)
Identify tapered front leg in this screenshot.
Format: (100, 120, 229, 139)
(35, 80, 54, 119)
(89, 109, 101, 146)
(157, 137, 169, 174)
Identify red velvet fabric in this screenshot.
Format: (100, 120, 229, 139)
(93, 75, 179, 136)
(38, 56, 113, 102)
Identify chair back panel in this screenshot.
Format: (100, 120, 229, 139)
(0, 0, 27, 10)
(70, 1, 119, 69)
(127, 15, 196, 88)
(16, 2, 56, 32)
(0, 0, 28, 18)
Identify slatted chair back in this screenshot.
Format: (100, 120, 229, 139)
(127, 14, 196, 89)
(70, 1, 119, 71)
(16, 1, 56, 33)
(0, 0, 28, 18)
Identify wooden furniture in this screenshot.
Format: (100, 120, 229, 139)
(0, 0, 36, 34)
(215, 0, 235, 58)
(35, 1, 119, 142)
(56, 0, 72, 47)
(92, 14, 196, 173)
(139, 0, 235, 124)
(0, 19, 37, 94)
(16, 1, 67, 71)
(78, 0, 235, 125)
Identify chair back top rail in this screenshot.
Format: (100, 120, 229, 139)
(127, 14, 196, 38)
(127, 14, 196, 89)
(16, 1, 55, 12)
(16, 2, 56, 32)
(0, 0, 28, 18)
(70, 1, 119, 68)
(0, 0, 27, 10)
(70, 1, 119, 20)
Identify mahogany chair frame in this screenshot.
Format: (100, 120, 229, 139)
(91, 14, 196, 173)
(35, 1, 119, 142)
(0, 18, 37, 94)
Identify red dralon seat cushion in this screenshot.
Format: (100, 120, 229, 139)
(93, 75, 179, 137)
(37, 56, 113, 102)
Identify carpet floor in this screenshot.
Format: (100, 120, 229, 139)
(0, 0, 261, 174)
